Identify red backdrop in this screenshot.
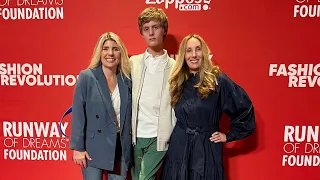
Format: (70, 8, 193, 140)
(1, 0, 319, 179)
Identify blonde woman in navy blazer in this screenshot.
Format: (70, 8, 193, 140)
(70, 32, 132, 180)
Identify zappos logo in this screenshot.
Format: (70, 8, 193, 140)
(146, 0, 212, 11)
(59, 106, 72, 137)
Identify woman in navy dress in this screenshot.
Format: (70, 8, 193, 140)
(162, 34, 256, 180)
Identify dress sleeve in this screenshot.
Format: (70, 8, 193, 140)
(219, 74, 256, 143)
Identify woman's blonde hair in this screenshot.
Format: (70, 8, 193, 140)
(169, 34, 221, 107)
(88, 32, 130, 79)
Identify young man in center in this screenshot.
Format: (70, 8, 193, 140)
(130, 7, 176, 180)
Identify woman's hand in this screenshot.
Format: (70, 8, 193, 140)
(210, 132, 226, 143)
(73, 150, 92, 168)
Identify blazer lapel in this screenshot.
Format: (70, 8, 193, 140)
(117, 74, 128, 134)
(91, 66, 115, 122)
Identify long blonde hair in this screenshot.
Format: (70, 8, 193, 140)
(169, 34, 221, 107)
(88, 32, 130, 79)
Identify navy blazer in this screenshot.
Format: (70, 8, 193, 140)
(70, 65, 132, 171)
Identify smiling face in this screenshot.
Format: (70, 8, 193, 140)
(100, 40, 121, 70)
(184, 37, 203, 73)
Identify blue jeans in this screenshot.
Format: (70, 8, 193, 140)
(81, 155, 127, 180)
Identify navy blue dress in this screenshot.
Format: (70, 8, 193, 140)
(162, 73, 255, 180)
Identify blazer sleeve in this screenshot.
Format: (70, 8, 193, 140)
(219, 74, 256, 143)
(70, 70, 87, 151)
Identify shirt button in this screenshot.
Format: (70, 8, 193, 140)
(96, 115, 99, 118)
(97, 129, 102, 133)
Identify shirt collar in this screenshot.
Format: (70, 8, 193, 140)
(144, 49, 168, 60)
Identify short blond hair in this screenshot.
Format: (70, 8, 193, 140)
(138, 7, 168, 38)
(88, 32, 130, 79)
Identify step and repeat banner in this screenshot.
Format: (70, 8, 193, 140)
(0, 0, 319, 180)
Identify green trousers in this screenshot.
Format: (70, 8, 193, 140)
(131, 137, 166, 180)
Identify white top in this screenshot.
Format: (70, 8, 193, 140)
(110, 84, 121, 132)
(137, 49, 168, 137)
